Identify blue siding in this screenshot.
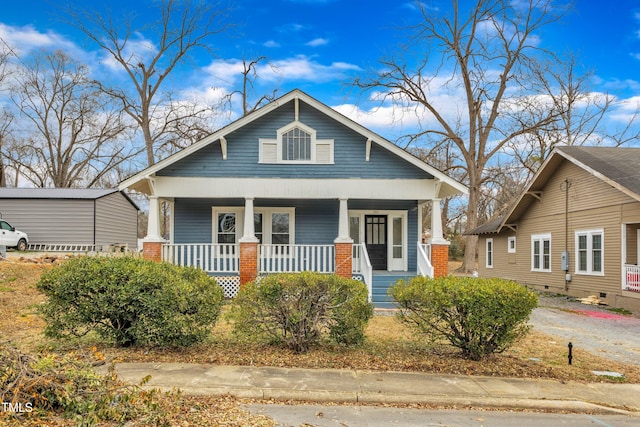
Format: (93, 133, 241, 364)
(158, 100, 433, 180)
(173, 198, 220, 243)
(173, 198, 418, 271)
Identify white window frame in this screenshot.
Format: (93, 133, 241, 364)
(486, 238, 494, 268)
(531, 233, 552, 272)
(259, 120, 334, 165)
(212, 207, 295, 245)
(575, 228, 604, 276)
(508, 236, 516, 253)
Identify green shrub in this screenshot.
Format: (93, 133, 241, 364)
(230, 272, 374, 353)
(390, 276, 538, 360)
(37, 256, 224, 347)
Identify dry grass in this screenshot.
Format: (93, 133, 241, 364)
(2, 259, 640, 386)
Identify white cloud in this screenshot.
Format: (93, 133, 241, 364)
(609, 95, 640, 123)
(305, 38, 329, 47)
(0, 23, 82, 58)
(276, 23, 307, 33)
(264, 40, 280, 48)
(259, 56, 361, 83)
(203, 55, 362, 86)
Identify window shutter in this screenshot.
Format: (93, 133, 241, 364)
(261, 142, 277, 163)
(316, 142, 332, 164)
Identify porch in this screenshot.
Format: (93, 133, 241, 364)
(161, 241, 434, 306)
(623, 223, 640, 293)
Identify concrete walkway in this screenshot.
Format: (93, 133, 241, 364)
(108, 363, 640, 415)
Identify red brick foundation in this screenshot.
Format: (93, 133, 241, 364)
(334, 242, 353, 278)
(239, 241, 258, 286)
(431, 244, 449, 278)
(142, 241, 163, 262)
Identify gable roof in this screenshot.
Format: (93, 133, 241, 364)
(0, 188, 139, 210)
(556, 146, 640, 199)
(119, 89, 467, 198)
(468, 146, 640, 235)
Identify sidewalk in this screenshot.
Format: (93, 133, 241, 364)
(107, 363, 640, 415)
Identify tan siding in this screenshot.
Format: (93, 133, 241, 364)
(478, 158, 640, 311)
(95, 193, 138, 250)
(0, 199, 94, 244)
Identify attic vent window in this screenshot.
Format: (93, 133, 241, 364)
(259, 121, 334, 165)
(283, 127, 311, 161)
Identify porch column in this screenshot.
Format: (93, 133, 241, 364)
(334, 198, 353, 278)
(430, 198, 450, 277)
(143, 195, 165, 262)
(239, 197, 259, 286)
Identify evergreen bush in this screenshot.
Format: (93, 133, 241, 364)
(230, 272, 374, 353)
(390, 276, 537, 360)
(37, 256, 224, 347)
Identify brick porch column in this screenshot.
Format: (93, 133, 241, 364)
(431, 243, 450, 277)
(239, 242, 258, 286)
(142, 241, 163, 262)
(335, 242, 353, 278)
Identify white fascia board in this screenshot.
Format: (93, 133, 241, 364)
(153, 176, 437, 200)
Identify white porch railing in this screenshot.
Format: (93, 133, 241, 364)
(360, 242, 373, 302)
(624, 264, 640, 292)
(259, 244, 335, 273)
(417, 241, 434, 277)
(352, 244, 362, 274)
(162, 243, 239, 273)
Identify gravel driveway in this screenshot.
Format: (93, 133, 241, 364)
(530, 295, 640, 367)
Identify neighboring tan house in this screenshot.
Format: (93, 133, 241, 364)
(0, 188, 139, 251)
(469, 146, 640, 312)
(119, 89, 467, 306)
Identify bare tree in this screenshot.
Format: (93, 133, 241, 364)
(0, 40, 15, 187)
(220, 56, 278, 117)
(355, 0, 567, 271)
(9, 50, 137, 188)
(66, 0, 231, 166)
(509, 54, 640, 176)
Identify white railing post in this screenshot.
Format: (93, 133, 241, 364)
(360, 242, 373, 302)
(417, 241, 434, 278)
(352, 244, 361, 274)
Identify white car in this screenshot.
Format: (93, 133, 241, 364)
(0, 220, 29, 251)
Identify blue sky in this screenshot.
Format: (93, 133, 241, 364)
(1, 0, 640, 141)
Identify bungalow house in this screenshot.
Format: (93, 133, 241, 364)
(469, 146, 640, 312)
(119, 89, 467, 306)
